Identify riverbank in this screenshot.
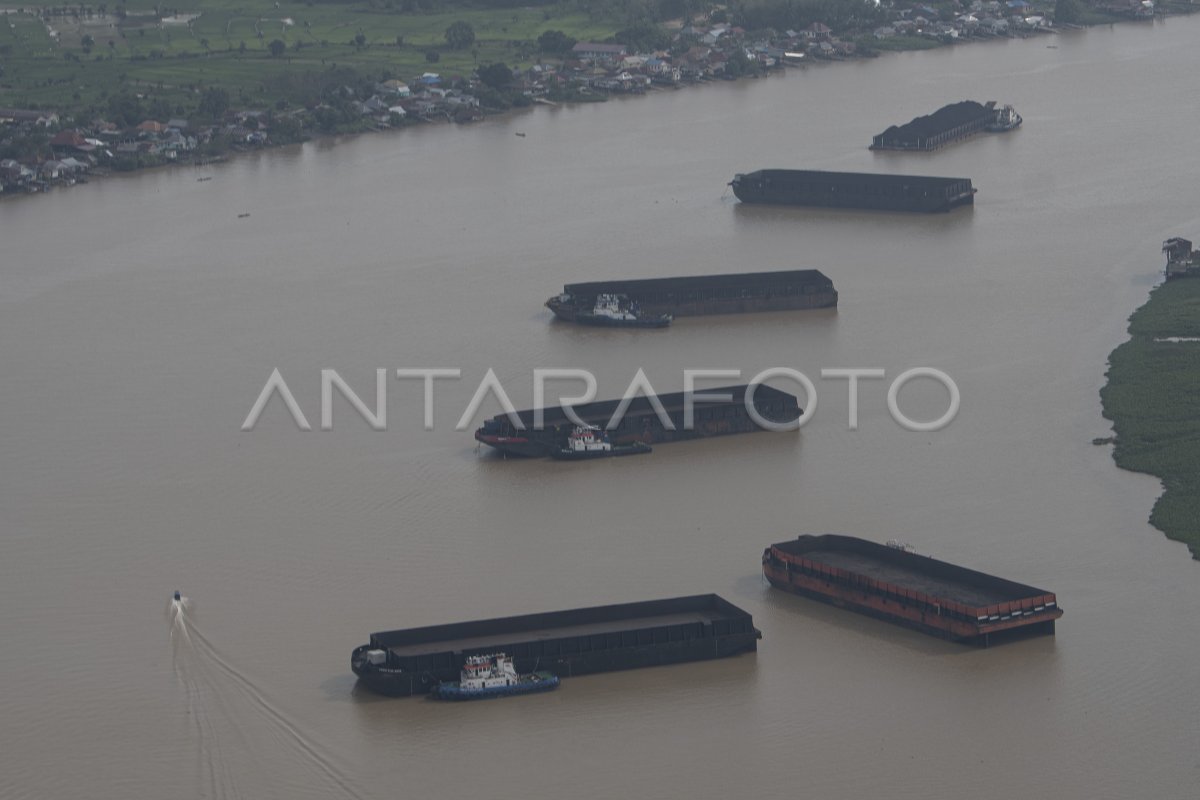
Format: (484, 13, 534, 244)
(5, 3, 1194, 199)
(1100, 276, 1200, 560)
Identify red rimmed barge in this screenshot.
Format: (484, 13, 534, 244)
(763, 535, 1062, 646)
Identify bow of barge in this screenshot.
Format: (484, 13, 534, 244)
(763, 535, 1062, 646)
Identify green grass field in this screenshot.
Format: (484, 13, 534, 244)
(1101, 278, 1200, 559)
(1, 2, 618, 114)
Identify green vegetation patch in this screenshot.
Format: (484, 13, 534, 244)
(1101, 279, 1200, 559)
(0, 2, 616, 114)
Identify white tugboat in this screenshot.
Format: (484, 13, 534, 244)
(986, 104, 1022, 132)
(430, 653, 559, 700)
(550, 425, 653, 461)
(572, 293, 672, 329)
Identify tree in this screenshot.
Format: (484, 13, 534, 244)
(724, 49, 755, 78)
(444, 20, 475, 50)
(477, 62, 512, 90)
(395, 34, 404, 48)
(270, 115, 304, 142)
(425, 49, 440, 63)
(197, 86, 230, 120)
(107, 92, 144, 126)
(1054, 0, 1082, 24)
(614, 22, 670, 53)
(268, 38, 286, 57)
(354, 32, 366, 48)
(81, 34, 94, 53)
(536, 29, 576, 55)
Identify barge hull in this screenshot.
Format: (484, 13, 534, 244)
(546, 270, 837, 321)
(731, 170, 976, 213)
(763, 535, 1062, 646)
(474, 383, 801, 458)
(352, 594, 761, 697)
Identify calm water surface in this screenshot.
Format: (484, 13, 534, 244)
(2, 18, 1199, 800)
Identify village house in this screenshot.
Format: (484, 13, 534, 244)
(700, 25, 730, 45)
(377, 79, 412, 98)
(0, 107, 59, 127)
(571, 42, 628, 63)
(0, 158, 35, 188)
(643, 57, 682, 84)
(49, 130, 90, 154)
(57, 156, 89, 175)
(803, 22, 833, 41)
(977, 17, 1009, 34)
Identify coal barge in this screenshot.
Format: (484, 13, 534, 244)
(545, 270, 837, 323)
(474, 383, 801, 457)
(730, 170, 976, 213)
(351, 594, 762, 697)
(870, 100, 1005, 151)
(763, 535, 1063, 646)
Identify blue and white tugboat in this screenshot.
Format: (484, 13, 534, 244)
(431, 653, 559, 701)
(550, 425, 653, 461)
(572, 293, 672, 329)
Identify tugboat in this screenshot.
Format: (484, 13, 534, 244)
(569, 293, 672, 329)
(430, 653, 559, 700)
(986, 105, 1022, 132)
(550, 425, 653, 460)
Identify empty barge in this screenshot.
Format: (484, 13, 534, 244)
(730, 170, 976, 213)
(474, 383, 800, 458)
(870, 100, 1001, 151)
(763, 535, 1063, 645)
(351, 594, 762, 696)
(545, 270, 837, 323)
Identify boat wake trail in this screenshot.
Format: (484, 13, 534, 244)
(170, 596, 242, 800)
(168, 597, 366, 800)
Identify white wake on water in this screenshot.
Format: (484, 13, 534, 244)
(168, 597, 365, 800)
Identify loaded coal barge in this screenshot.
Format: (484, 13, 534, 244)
(351, 594, 762, 697)
(762, 535, 1063, 646)
(474, 383, 801, 458)
(730, 170, 976, 213)
(870, 100, 1016, 151)
(546, 270, 837, 323)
